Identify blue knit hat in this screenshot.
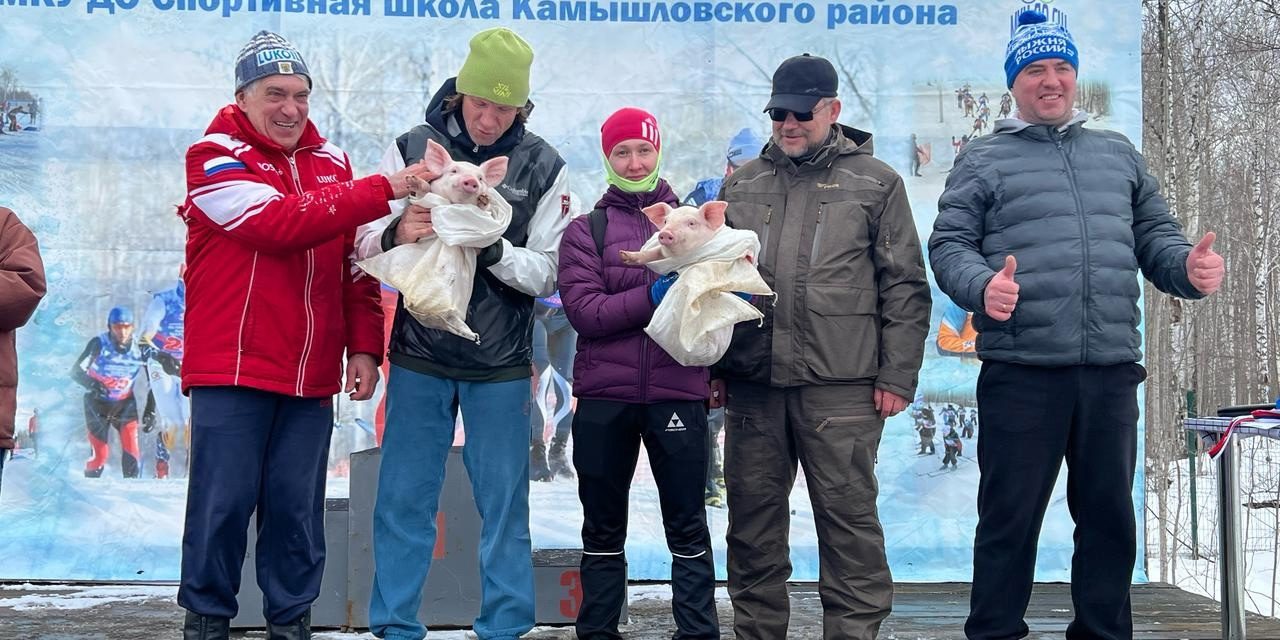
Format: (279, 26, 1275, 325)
(1004, 10, 1078, 88)
(726, 128, 765, 167)
(234, 31, 312, 93)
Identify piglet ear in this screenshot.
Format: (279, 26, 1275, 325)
(423, 139, 451, 175)
(700, 200, 728, 230)
(479, 156, 509, 187)
(641, 202, 672, 228)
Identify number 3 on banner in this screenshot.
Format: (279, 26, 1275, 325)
(560, 569, 582, 618)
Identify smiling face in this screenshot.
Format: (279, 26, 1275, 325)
(236, 74, 310, 151)
(770, 98, 841, 158)
(608, 139, 658, 182)
(1011, 58, 1077, 126)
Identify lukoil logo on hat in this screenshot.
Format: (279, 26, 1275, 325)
(234, 30, 312, 92)
(255, 48, 304, 66)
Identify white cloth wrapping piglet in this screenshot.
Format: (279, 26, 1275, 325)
(620, 201, 774, 367)
(357, 140, 511, 343)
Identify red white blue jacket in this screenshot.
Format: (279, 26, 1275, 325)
(180, 104, 391, 397)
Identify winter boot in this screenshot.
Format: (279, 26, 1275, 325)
(530, 441, 553, 482)
(548, 434, 574, 480)
(266, 610, 311, 640)
(84, 466, 104, 478)
(704, 488, 725, 508)
(182, 611, 230, 640)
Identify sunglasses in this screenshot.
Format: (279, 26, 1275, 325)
(767, 100, 832, 122)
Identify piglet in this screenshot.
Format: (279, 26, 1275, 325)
(619, 201, 729, 265)
(404, 139, 508, 210)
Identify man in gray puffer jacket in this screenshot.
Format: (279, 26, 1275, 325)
(929, 10, 1224, 640)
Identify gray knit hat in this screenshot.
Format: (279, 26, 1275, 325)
(234, 31, 311, 92)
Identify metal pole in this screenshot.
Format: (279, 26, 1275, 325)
(1218, 436, 1247, 639)
(1188, 390, 1199, 557)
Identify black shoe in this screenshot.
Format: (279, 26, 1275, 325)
(183, 611, 230, 640)
(530, 442, 553, 482)
(548, 436, 574, 480)
(266, 610, 311, 640)
(84, 466, 103, 478)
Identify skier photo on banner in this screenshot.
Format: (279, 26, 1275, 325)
(135, 269, 189, 479)
(71, 306, 148, 479)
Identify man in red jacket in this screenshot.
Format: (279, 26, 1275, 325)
(177, 31, 433, 640)
(0, 207, 45, 498)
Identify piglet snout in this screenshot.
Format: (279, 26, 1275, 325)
(460, 177, 481, 194)
(658, 230, 676, 246)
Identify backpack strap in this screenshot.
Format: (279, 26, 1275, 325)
(588, 207, 608, 258)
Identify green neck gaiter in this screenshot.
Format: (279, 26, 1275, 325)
(604, 148, 663, 193)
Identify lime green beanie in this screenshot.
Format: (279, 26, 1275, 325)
(456, 28, 533, 107)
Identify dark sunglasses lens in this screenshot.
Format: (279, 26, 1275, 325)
(768, 108, 814, 122)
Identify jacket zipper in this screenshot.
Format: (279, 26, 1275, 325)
(287, 152, 316, 396)
(758, 205, 773, 265)
(639, 221, 652, 403)
(811, 203, 823, 259)
(1054, 129, 1090, 363)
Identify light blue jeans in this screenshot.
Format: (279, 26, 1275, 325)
(369, 366, 534, 640)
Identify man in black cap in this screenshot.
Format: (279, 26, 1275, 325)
(712, 53, 931, 639)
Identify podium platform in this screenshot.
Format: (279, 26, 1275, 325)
(233, 446, 607, 630)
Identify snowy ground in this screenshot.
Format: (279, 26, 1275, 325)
(1147, 434, 1280, 618)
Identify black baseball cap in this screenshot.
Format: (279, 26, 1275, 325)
(764, 54, 838, 113)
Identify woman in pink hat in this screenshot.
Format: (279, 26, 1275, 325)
(556, 107, 719, 639)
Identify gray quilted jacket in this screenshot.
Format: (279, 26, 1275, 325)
(928, 112, 1204, 366)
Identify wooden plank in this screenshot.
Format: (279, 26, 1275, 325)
(1, 581, 1277, 638)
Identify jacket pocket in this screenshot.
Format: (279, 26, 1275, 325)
(804, 285, 879, 381)
(809, 199, 872, 273)
(724, 195, 783, 271)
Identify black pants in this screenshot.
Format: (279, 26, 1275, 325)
(966, 362, 1145, 640)
(84, 394, 140, 478)
(572, 399, 718, 640)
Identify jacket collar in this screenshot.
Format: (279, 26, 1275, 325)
(762, 123, 874, 174)
(594, 180, 679, 213)
(994, 110, 1090, 140)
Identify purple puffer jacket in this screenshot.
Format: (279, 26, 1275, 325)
(558, 181, 709, 403)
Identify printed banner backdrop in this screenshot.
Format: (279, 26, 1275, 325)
(0, 0, 1146, 584)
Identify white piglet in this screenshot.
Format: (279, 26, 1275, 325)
(620, 200, 773, 367)
(407, 139, 508, 211)
(619, 201, 744, 265)
(356, 139, 513, 343)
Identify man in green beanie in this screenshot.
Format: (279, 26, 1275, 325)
(354, 26, 572, 640)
